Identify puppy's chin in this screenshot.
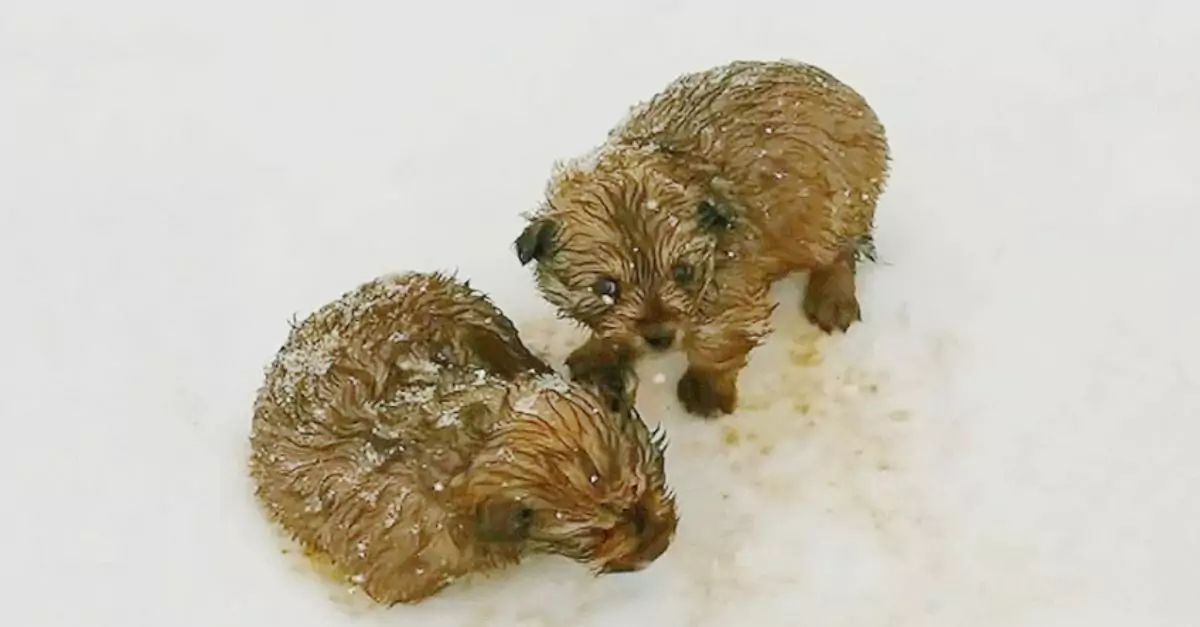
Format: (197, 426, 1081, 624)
(635, 323, 683, 354)
(635, 335, 676, 354)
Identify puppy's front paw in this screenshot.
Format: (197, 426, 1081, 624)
(803, 264, 861, 333)
(803, 288, 861, 333)
(567, 345, 636, 412)
(592, 365, 639, 413)
(566, 347, 602, 381)
(676, 368, 735, 418)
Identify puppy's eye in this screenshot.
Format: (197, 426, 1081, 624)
(592, 277, 620, 301)
(672, 263, 695, 285)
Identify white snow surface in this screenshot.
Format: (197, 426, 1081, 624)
(2, 1, 1198, 626)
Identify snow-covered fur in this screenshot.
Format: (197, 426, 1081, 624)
(248, 272, 677, 605)
(514, 59, 890, 418)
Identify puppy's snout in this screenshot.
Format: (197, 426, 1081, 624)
(639, 324, 675, 350)
(598, 521, 673, 574)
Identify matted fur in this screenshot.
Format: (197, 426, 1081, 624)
(248, 272, 677, 605)
(514, 59, 890, 417)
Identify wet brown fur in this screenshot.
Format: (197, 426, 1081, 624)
(248, 272, 677, 605)
(515, 59, 889, 417)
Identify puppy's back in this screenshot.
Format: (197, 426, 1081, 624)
(614, 59, 890, 263)
(248, 271, 549, 602)
(614, 60, 884, 156)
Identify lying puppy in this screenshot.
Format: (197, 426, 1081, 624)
(249, 271, 677, 604)
(514, 59, 890, 417)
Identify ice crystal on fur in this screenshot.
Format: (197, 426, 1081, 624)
(434, 409, 460, 428)
(272, 332, 341, 400)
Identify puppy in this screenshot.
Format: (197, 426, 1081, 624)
(249, 271, 677, 605)
(514, 59, 889, 417)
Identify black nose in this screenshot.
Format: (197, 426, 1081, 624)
(641, 326, 675, 350)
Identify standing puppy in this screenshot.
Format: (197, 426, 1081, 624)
(514, 59, 890, 418)
(250, 272, 677, 605)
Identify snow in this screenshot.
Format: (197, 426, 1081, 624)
(512, 393, 541, 415)
(532, 372, 572, 394)
(1, 1, 1198, 626)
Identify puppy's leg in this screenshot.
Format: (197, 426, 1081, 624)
(566, 335, 638, 412)
(680, 286, 774, 418)
(803, 249, 861, 333)
(676, 365, 738, 418)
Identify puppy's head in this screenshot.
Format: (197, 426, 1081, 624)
(514, 159, 736, 356)
(465, 374, 677, 574)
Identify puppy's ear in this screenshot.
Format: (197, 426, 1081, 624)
(514, 218, 558, 266)
(475, 499, 535, 542)
(696, 199, 735, 233)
